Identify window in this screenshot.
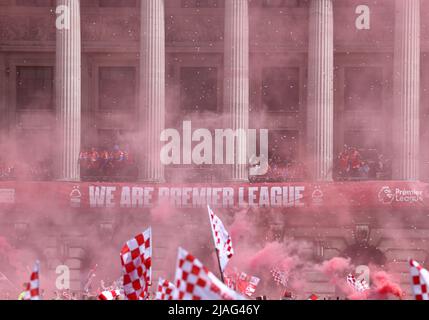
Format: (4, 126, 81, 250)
(180, 67, 218, 112)
(344, 67, 383, 110)
(261, 130, 304, 181)
(97, 129, 133, 149)
(268, 130, 299, 164)
(262, 67, 300, 112)
(99, 0, 136, 7)
(99, 67, 136, 111)
(181, 0, 224, 8)
(344, 130, 381, 160)
(16, 66, 54, 110)
(17, 129, 51, 157)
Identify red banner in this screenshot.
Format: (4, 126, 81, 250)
(0, 181, 428, 212)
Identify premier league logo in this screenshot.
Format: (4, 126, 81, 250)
(378, 186, 395, 205)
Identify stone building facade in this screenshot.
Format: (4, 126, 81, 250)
(0, 0, 428, 298)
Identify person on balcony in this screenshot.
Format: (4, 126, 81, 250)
(349, 147, 362, 178)
(337, 145, 350, 179)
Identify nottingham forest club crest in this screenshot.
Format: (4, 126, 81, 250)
(311, 186, 324, 206)
(70, 186, 82, 208)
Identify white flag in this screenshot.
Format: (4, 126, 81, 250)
(98, 290, 122, 300)
(207, 205, 234, 272)
(0, 271, 7, 281)
(346, 274, 370, 292)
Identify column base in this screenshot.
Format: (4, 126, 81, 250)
(56, 177, 81, 183)
(138, 178, 166, 184)
(226, 178, 250, 183)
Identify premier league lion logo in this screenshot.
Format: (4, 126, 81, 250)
(378, 186, 395, 204)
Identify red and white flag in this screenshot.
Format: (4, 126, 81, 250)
(23, 261, 40, 301)
(120, 228, 152, 300)
(308, 294, 318, 300)
(346, 273, 369, 292)
(155, 278, 176, 300)
(409, 259, 429, 300)
(225, 273, 237, 291)
(98, 290, 122, 300)
(83, 264, 98, 293)
(237, 272, 260, 297)
(174, 247, 245, 300)
(207, 205, 234, 272)
(271, 268, 288, 287)
(225, 270, 260, 297)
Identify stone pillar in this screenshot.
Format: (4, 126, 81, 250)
(307, 0, 334, 181)
(139, 0, 165, 182)
(56, 0, 81, 181)
(393, 0, 420, 181)
(0, 54, 6, 149)
(224, 0, 250, 182)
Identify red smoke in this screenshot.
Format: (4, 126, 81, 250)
(228, 209, 253, 243)
(248, 242, 299, 274)
(319, 257, 352, 277)
(370, 271, 404, 300)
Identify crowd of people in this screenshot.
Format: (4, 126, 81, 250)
(0, 145, 137, 182)
(264, 159, 307, 182)
(248, 153, 308, 183)
(0, 160, 52, 181)
(79, 145, 138, 181)
(0, 145, 393, 183)
(335, 145, 391, 180)
(251, 146, 391, 182)
(0, 284, 349, 301)
(0, 162, 14, 180)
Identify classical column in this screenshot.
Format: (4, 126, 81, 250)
(307, 0, 334, 181)
(224, 0, 249, 182)
(139, 0, 165, 182)
(0, 54, 5, 149)
(56, 0, 81, 181)
(393, 0, 420, 181)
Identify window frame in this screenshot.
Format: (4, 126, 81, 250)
(15, 65, 54, 111)
(179, 66, 220, 113)
(97, 65, 137, 112)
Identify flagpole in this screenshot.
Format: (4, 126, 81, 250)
(215, 249, 225, 283)
(208, 205, 225, 283)
(0, 272, 19, 291)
